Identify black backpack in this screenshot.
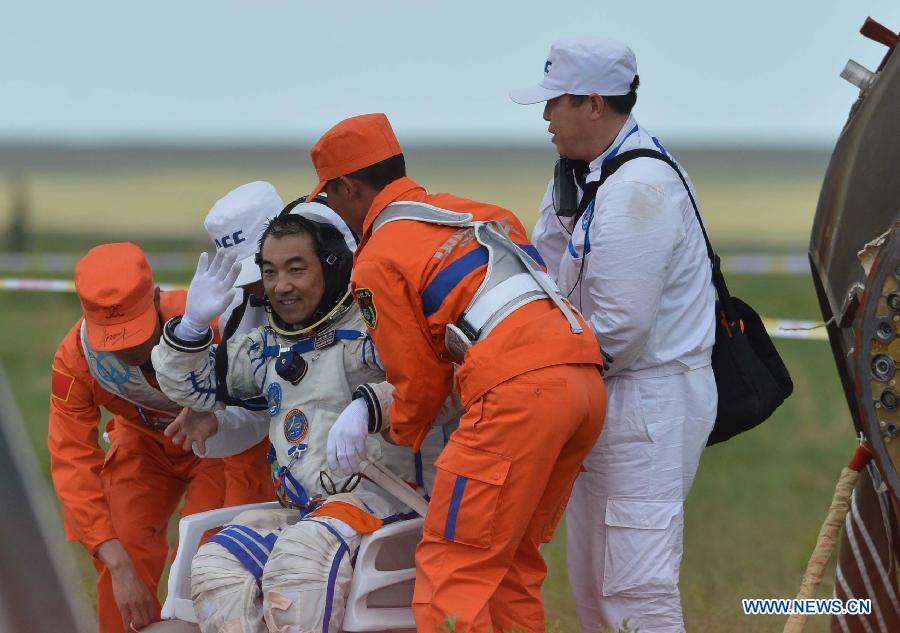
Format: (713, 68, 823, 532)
(575, 148, 793, 445)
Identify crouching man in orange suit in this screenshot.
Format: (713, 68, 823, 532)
(47, 243, 265, 633)
(311, 114, 608, 632)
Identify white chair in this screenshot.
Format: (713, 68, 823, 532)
(342, 517, 421, 632)
(160, 503, 419, 632)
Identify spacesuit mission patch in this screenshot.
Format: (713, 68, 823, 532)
(354, 288, 377, 329)
(283, 408, 310, 445)
(267, 382, 282, 417)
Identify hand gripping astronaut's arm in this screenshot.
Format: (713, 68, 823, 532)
(354, 378, 463, 439)
(351, 258, 455, 451)
(196, 408, 269, 458)
(344, 320, 462, 439)
(329, 342, 459, 483)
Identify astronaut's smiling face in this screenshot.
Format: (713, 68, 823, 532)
(260, 232, 325, 326)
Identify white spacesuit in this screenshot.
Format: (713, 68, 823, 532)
(152, 201, 446, 633)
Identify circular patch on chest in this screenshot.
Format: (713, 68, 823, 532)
(283, 408, 310, 445)
(267, 382, 282, 417)
(93, 352, 131, 387)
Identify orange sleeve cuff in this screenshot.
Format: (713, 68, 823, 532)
(83, 525, 119, 557)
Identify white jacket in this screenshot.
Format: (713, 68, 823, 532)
(533, 115, 715, 377)
(203, 292, 271, 458)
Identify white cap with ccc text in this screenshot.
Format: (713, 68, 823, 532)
(204, 181, 283, 287)
(509, 36, 637, 105)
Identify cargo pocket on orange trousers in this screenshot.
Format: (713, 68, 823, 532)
(602, 498, 683, 597)
(424, 441, 512, 549)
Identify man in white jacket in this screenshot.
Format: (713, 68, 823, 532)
(510, 36, 717, 633)
(152, 201, 446, 633)
(164, 181, 281, 462)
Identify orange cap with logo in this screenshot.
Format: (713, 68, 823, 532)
(307, 113, 403, 200)
(74, 242, 158, 352)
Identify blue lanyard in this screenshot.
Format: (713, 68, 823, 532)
(602, 124, 639, 164)
(568, 124, 642, 259)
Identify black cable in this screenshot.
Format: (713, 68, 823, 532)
(550, 176, 573, 236)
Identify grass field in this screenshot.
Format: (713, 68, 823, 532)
(0, 145, 850, 632)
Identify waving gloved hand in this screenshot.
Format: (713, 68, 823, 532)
(327, 398, 370, 475)
(177, 249, 241, 338)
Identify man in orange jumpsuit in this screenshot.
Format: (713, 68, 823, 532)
(47, 243, 266, 633)
(308, 113, 607, 632)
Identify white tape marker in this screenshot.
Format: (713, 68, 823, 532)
(1, 253, 810, 275)
(762, 318, 829, 341)
(0, 277, 829, 340)
(0, 278, 182, 292)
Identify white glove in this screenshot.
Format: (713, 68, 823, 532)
(179, 249, 241, 337)
(327, 398, 370, 475)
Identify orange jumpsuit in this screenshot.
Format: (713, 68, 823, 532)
(48, 290, 271, 633)
(351, 176, 607, 632)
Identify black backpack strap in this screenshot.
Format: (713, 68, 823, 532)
(573, 150, 657, 222)
(215, 290, 269, 411)
(223, 288, 251, 340)
(576, 147, 738, 325)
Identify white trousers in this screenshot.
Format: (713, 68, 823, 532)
(566, 366, 716, 633)
(191, 507, 361, 633)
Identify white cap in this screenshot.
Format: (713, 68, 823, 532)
(204, 181, 283, 287)
(509, 36, 637, 105)
(288, 201, 358, 252)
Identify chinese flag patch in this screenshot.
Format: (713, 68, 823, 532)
(51, 368, 75, 402)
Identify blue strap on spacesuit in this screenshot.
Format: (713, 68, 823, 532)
(268, 446, 321, 516)
(278, 469, 312, 510)
(260, 330, 366, 359)
(208, 524, 279, 584)
(300, 518, 352, 633)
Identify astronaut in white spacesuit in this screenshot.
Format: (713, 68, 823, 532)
(152, 199, 445, 633)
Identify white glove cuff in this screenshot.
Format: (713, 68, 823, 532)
(353, 385, 382, 433)
(173, 315, 211, 342)
(163, 316, 214, 353)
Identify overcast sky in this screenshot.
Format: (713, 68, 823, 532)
(3, 1, 898, 146)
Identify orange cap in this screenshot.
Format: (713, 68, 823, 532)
(74, 243, 158, 352)
(308, 113, 403, 199)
